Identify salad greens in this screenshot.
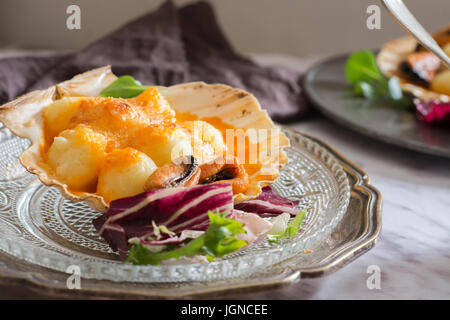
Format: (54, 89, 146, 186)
(124, 212, 248, 265)
(267, 209, 306, 244)
(346, 50, 384, 88)
(100, 75, 166, 99)
(345, 50, 413, 109)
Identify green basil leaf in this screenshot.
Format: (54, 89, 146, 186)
(100, 75, 166, 98)
(345, 50, 384, 85)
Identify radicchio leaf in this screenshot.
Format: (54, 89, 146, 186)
(234, 186, 299, 217)
(415, 99, 450, 125)
(93, 183, 234, 259)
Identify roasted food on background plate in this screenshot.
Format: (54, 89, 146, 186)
(377, 24, 450, 101)
(346, 24, 450, 125)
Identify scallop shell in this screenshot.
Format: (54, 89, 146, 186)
(0, 66, 289, 212)
(376, 25, 450, 102)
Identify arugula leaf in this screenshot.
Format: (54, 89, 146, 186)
(124, 212, 247, 265)
(100, 75, 166, 99)
(267, 210, 306, 244)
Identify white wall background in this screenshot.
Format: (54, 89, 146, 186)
(0, 0, 448, 56)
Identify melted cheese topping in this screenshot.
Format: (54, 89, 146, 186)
(177, 112, 263, 179)
(42, 88, 229, 201)
(97, 148, 157, 202)
(43, 88, 176, 152)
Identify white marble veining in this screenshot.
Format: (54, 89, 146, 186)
(277, 119, 449, 299)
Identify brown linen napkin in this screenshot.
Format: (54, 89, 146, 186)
(0, 1, 311, 123)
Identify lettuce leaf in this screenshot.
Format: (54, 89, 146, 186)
(124, 212, 247, 265)
(345, 50, 384, 86)
(267, 209, 306, 244)
(100, 75, 166, 98)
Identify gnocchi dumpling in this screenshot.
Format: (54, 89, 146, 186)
(43, 97, 82, 141)
(47, 125, 107, 192)
(134, 126, 193, 167)
(183, 121, 227, 164)
(97, 147, 157, 202)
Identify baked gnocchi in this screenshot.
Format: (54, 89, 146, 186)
(47, 125, 107, 192)
(43, 88, 229, 202)
(97, 148, 157, 202)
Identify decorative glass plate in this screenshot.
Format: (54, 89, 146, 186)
(0, 124, 381, 298)
(0, 123, 350, 283)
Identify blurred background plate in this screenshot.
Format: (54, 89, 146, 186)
(303, 54, 450, 159)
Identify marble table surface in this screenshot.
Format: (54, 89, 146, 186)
(0, 51, 448, 299)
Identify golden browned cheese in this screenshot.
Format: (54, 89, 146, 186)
(43, 88, 176, 152)
(97, 147, 157, 203)
(42, 87, 232, 202)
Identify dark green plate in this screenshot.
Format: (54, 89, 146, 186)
(303, 54, 450, 159)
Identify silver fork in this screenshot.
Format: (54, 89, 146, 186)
(381, 0, 450, 68)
